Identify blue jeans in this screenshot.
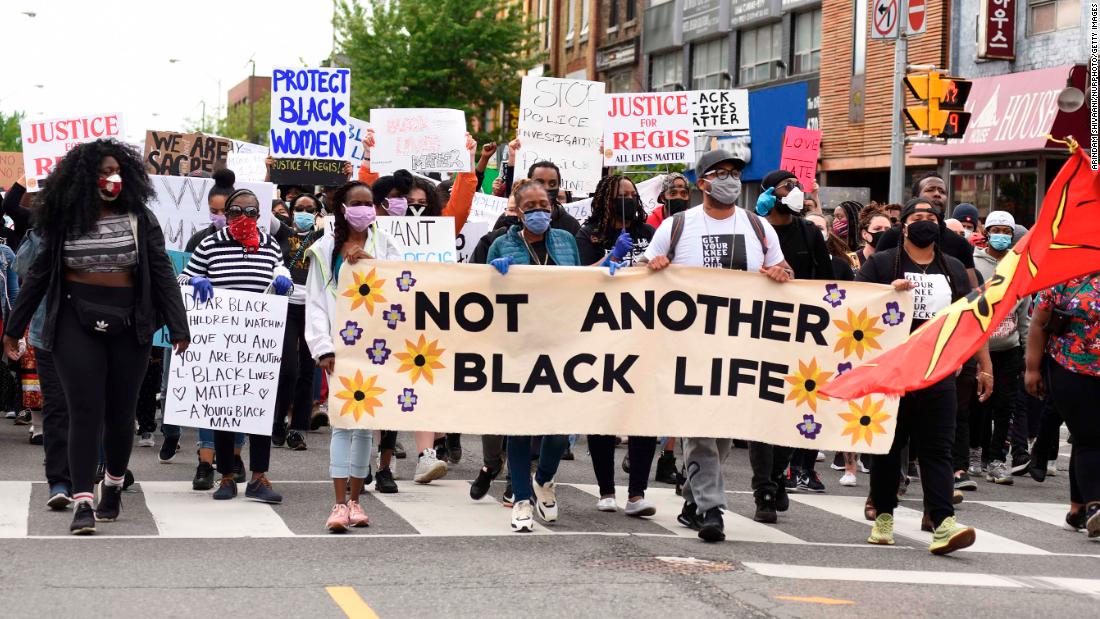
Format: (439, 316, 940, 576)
(330, 428, 374, 479)
(507, 435, 569, 503)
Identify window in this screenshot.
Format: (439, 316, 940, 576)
(1029, 0, 1080, 35)
(626, 0, 636, 22)
(650, 51, 683, 91)
(609, 0, 619, 28)
(581, 0, 590, 36)
(567, 0, 576, 43)
(793, 10, 822, 74)
(539, 0, 550, 49)
(853, 0, 867, 74)
(739, 23, 781, 85)
(691, 38, 729, 90)
(606, 70, 635, 94)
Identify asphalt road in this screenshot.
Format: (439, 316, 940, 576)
(0, 421, 1096, 618)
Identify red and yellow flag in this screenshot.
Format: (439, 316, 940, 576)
(821, 147, 1100, 399)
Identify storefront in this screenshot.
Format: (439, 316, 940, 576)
(911, 65, 1090, 228)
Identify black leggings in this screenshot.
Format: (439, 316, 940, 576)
(52, 283, 149, 496)
(588, 435, 657, 498)
(1047, 358, 1100, 504)
(35, 348, 71, 489)
(274, 304, 315, 432)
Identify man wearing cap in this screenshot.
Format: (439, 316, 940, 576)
(644, 149, 792, 543)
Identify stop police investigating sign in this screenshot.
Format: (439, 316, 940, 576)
(603, 93, 694, 167)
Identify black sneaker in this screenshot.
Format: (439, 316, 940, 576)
(445, 434, 463, 464)
(394, 442, 407, 459)
(774, 479, 790, 512)
(654, 452, 679, 485)
(192, 462, 215, 491)
(1010, 454, 1031, 476)
(754, 492, 778, 523)
(954, 471, 978, 491)
(29, 431, 43, 445)
(1086, 504, 1100, 541)
(271, 422, 287, 448)
(1064, 510, 1087, 532)
(784, 467, 800, 492)
(375, 468, 398, 494)
(1029, 448, 1048, 482)
(677, 501, 702, 530)
(286, 430, 307, 451)
(245, 476, 282, 504)
(123, 470, 135, 491)
(621, 454, 630, 474)
(309, 410, 329, 430)
(698, 507, 725, 542)
(433, 437, 449, 464)
(233, 456, 246, 483)
(212, 476, 237, 500)
(799, 470, 826, 493)
(470, 466, 500, 501)
(70, 502, 96, 535)
(501, 481, 515, 507)
(94, 483, 122, 522)
(561, 448, 575, 461)
(13, 409, 31, 425)
(158, 435, 180, 463)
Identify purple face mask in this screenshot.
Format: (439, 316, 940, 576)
(210, 213, 227, 229)
(344, 204, 377, 232)
(385, 197, 408, 217)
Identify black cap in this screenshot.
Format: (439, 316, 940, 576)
(761, 170, 797, 190)
(694, 149, 746, 179)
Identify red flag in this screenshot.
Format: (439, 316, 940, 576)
(821, 147, 1100, 399)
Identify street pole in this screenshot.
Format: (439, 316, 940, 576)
(201, 101, 206, 133)
(888, 22, 908, 205)
(248, 59, 256, 144)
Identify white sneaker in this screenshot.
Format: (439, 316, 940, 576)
(839, 472, 858, 487)
(1047, 462, 1058, 476)
(816, 451, 825, 462)
(624, 497, 657, 518)
(597, 497, 617, 512)
(3, 411, 15, 419)
(137, 432, 155, 448)
(511, 500, 534, 532)
(413, 448, 447, 484)
(858, 460, 871, 474)
(532, 476, 558, 522)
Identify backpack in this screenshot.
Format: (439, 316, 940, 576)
(665, 209, 769, 263)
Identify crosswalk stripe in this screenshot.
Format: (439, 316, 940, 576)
(789, 494, 1052, 555)
(744, 562, 1029, 588)
(139, 481, 294, 538)
(0, 482, 31, 538)
(372, 479, 553, 535)
(974, 501, 1071, 529)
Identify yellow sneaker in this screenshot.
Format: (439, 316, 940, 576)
(929, 516, 976, 555)
(867, 513, 895, 545)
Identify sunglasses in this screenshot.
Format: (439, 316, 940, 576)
(226, 206, 261, 219)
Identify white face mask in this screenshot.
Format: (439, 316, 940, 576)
(781, 187, 805, 213)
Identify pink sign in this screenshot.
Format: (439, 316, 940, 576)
(778, 126, 822, 190)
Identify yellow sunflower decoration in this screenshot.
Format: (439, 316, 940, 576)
(838, 397, 891, 446)
(334, 370, 386, 422)
(342, 268, 387, 315)
(832, 307, 884, 359)
(784, 358, 833, 411)
(395, 335, 446, 384)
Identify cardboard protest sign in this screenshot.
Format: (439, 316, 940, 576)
(0, 152, 22, 190)
(778, 126, 823, 190)
(269, 67, 351, 160)
(688, 89, 750, 133)
(149, 176, 274, 251)
(153, 250, 193, 348)
(269, 158, 346, 187)
(515, 76, 605, 194)
(163, 287, 288, 435)
(20, 112, 124, 191)
(226, 152, 268, 182)
(603, 93, 693, 167)
(345, 117, 371, 166)
(331, 262, 912, 452)
(470, 193, 508, 221)
(369, 108, 470, 174)
(456, 219, 489, 264)
(380, 216, 459, 263)
(144, 130, 236, 176)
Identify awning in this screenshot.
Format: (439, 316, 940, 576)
(911, 65, 1089, 158)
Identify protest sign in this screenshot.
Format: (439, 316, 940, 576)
(270, 67, 351, 160)
(778, 126, 823, 190)
(228, 138, 268, 155)
(380, 217, 458, 263)
(369, 108, 470, 174)
(561, 197, 592, 222)
(515, 76, 605, 194)
(470, 193, 508, 221)
(0, 152, 22, 190)
(603, 93, 693, 167)
(225, 152, 269, 182)
(144, 130, 237, 176)
(269, 158, 346, 186)
(149, 176, 273, 251)
(153, 250, 192, 348)
(20, 112, 124, 191)
(345, 117, 371, 166)
(331, 262, 912, 452)
(637, 174, 667, 215)
(163, 287, 287, 435)
(688, 89, 750, 133)
(456, 219, 489, 264)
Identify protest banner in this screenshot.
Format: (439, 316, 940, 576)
(369, 108, 470, 174)
(225, 152, 269, 182)
(228, 138, 268, 155)
(778, 126, 823, 190)
(470, 193, 508, 221)
(0, 152, 22, 189)
(456, 219, 489, 264)
(144, 130, 237, 176)
(269, 158, 346, 186)
(515, 76, 605, 194)
(330, 262, 912, 452)
(153, 250, 192, 348)
(603, 93, 694, 167)
(20, 112, 124, 191)
(163, 287, 287, 435)
(688, 89, 750, 133)
(345, 117, 371, 166)
(270, 67, 351, 160)
(149, 176, 274, 251)
(380, 217, 459, 263)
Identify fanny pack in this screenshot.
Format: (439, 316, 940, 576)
(68, 295, 133, 336)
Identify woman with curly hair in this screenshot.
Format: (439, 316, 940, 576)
(2, 139, 189, 535)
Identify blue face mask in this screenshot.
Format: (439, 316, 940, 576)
(755, 187, 776, 216)
(988, 233, 1013, 251)
(294, 212, 316, 230)
(522, 209, 552, 235)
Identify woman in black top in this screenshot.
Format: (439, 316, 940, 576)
(2, 139, 189, 535)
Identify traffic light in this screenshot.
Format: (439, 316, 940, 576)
(902, 71, 972, 139)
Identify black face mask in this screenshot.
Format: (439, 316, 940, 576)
(546, 188, 559, 203)
(498, 215, 520, 230)
(775, 203, 797, 216)
(615, 197, 638, 221)
(666, 198, 689, 215)
(869, 230, 885, 248)
(906, 220, 940, 249)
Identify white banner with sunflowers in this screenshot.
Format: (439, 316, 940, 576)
(329, 262, 913, 453)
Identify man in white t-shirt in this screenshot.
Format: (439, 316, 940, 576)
(643, 149, 792, 543)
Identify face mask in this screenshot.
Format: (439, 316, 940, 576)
(868, 230, 885, 248)
(832, 218, 849, 238)
(228, 215, 260, 253)
(294, 212, 316, 230)
(780, 187, 805, 213)
(546, 188, 559, 203)
(385, 197, 408, 217)
(704, 177, 741, 206)
(522, 209, 552, 235)
(98, 174, 122, 201)
(666, 198, 690, 215)
(614, 197, 638, 221)
(210, 213, 227, 229)
(988, 233, 1013, 251)
(344, 205, 377, 232)
(905, 219, 940, 249)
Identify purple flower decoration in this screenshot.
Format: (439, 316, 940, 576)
(339, 321, 363, 346)
(837, 362, 853, 376)
(398, 388, 418, 412)
(822, 283, 847, 308)
(882, 301, 906, 327)
(397, 270, 417, 292)
(796, 414, 822, 440)
(367, 338, 391, 365)
(383, 304, 406, 330)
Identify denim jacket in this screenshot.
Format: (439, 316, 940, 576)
(13, 232, 44, 349)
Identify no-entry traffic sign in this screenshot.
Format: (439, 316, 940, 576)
(908, 0, 926, 35)
(871, 0, 899, 39)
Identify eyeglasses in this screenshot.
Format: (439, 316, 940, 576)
(704, 169, 740, 181)
(777, 179, 801, 191)
(226, 206, 260, 219)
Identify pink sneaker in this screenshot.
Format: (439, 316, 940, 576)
(347, 500, 370, 527)
(326, 503, 350, 533)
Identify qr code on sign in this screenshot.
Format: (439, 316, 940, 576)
(411, 150, 463, 171)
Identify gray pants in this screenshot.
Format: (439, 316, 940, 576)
(682, 438, 731, 512)
(482, 434, 505, 470)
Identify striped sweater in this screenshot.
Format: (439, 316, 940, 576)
(179, 229, 283, 293)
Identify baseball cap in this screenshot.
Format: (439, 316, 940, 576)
(984, 210, 1016, 229)
(694, 149, 746, 179)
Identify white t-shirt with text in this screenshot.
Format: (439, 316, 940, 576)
(644, 205, 784, 271)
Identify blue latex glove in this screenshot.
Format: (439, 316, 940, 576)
(273, 275, 293, 296)
(608, 260, 624, 277)
(490, 256, 514, 275)
(609, 231, 633, 261)
(755, 187, 776, 216)
(189, 276, 213, 303)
